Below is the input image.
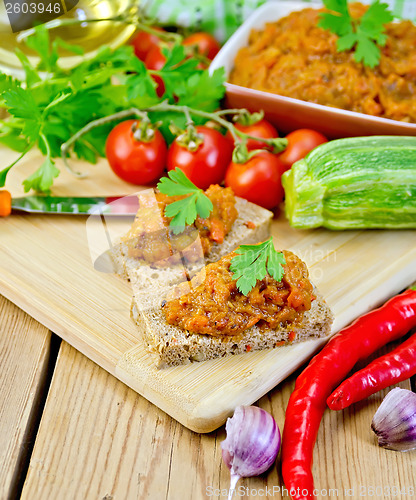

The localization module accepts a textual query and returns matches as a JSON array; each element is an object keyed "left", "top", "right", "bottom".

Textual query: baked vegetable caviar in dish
[
  {"left": 163, "top": 250, "right": 314, "bottom": 336},
  {"left": 282, "top": 136, "right": 416, "bottom": 229},
  {"left": 130, "top": 244, "right": 333, "bottom": 367},
  {"left": 229, "top": 3, "right": 416, "bottom": 123}
]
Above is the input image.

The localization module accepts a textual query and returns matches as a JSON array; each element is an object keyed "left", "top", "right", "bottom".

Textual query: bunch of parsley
[{"left": 0, "top": 27, "right": 225, "bottom": 193}]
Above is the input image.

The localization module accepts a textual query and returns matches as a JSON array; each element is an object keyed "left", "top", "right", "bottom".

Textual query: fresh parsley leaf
[
  {"left": 0, "top": 165, "right": 14, "bottom": 187},
  {"left": 319, "top": 13, "right": 352, "bottom": 37},
  {"left": 161, "top": 44, "right": 193, "bottom": 71},
  {"left": 25, "top": 26, "right": 59, "bottom": 73},
  {"left": 336, "top": 32, "right": 357, "bottom": 51},
  {"left": 323, "top": 0, "right": 350, "bottom": 13},
  {"left": 360, "top": 0, "right": 393, "bottom": 41},
  {"left": 3, "top": 86, "right": 42, "bottom": 142},
  {"left": 0, "top": 121, "right": 29, "bottom": 152},
  {"left": 230, "top": 238, "right": 286, "bottom": 295},
  {"left": 24, "top": 26, "right": 84, "bottom": 74},
  {"left": 126, "top": 57, "right": 159, "bottom": 103},
  {"left": 176, "top": 68, "right": 226, "bottom": 111},
  {"left": 319, "top": 0, "right": 393, "bottom": 67},
  {"left": 14, "top": 49, "right": 42, "bottom": 87},
  {"left": 22, "top": 156, "right": 59, "bottom": 193},
  {"left": 157, "top": 168, "right": 213, "bottom": 234},
  {"left": 0, "top": 73, "right": 19, "bottom": 92},
  {"left": 158, "top": 44, "right": 201, "bottom": 101},
  {"left": 354, "top": 33, "right": 382, "bottom": 67}
]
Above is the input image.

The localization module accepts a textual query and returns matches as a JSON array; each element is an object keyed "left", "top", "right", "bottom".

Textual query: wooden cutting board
[{"left": 1, "top": 148, "right": 416, "bottom": 432}]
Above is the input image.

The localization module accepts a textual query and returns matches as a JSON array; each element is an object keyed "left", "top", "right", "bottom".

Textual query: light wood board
[
  {"left": 21, "top": 340, "right": 415, "bottom": 500},
  {"left": 0, "top": 296, "right": 52, "bottom": 499},
  {"left": 1, "top": 148, "right": 416, "bottom": 432}
]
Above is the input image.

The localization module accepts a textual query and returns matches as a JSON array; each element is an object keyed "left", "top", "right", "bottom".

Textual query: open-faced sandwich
[
  {"left": 111, "top": 168, "right": 333, "bottom": 368},
  {"left": 131, "top": 237, "right": 334, "bottom": 367},
  {"left": 111, "top": 169, "right": 273, "bottom": 290}
]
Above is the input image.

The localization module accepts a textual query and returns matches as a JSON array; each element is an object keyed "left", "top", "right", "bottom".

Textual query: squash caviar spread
[
  {"left": 123, "top": 185, "right": 238, "bottom": 265},
  {"left": 162, "top": 250, "right": 313, "bottom": 336},
  {"left": 230, "top": 3, "right": 416, "bottom": 123}
]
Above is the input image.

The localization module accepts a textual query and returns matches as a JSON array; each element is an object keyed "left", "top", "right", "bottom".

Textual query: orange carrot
[{"left": 0, "top": 190, "right": 12, "bottom": 217}]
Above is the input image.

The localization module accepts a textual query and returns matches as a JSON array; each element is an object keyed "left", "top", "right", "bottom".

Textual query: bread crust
[{"left": 131, "top": 289, "right": 334, "bottom": 368}]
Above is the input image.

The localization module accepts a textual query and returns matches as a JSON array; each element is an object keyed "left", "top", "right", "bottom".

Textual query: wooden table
[{"left": 1, "top": 294, "right": 415, "bottom": 500}]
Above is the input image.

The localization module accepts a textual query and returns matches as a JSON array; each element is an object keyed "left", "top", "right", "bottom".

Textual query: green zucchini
[{"left": 282, "top": 136, "right": 416, "bottom": 230}]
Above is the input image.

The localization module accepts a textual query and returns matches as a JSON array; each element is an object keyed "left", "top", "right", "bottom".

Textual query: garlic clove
[
  {"left": 221, "top": 405, "right": 281, "bottom": 499},
  {"left": 371, "top": 388, "right": 416, "bottom": 452}
]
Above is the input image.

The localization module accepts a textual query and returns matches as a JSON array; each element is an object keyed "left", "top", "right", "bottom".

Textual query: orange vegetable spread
[
  {"left": 162, "top": 250, "right": 313, "bottom": 336},
  {"left": 123, "top": 184, "right": 238, "bottom": 265},
  {"left": 229, "top": 3, "right": 416, "bottom": 123}
]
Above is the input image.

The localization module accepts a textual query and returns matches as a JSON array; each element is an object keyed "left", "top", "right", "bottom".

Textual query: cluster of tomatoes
[
  {"left": 130, "top": 27, "right": 220, "bottom": 96},
  {"left": 105, "top": 27, "right": 328, "bottom": 210},
  {"left": 106, "top": 118, "right": 327, "bottom": 210}
]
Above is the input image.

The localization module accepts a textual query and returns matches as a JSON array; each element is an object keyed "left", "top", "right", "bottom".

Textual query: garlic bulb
[
  {"left": 371, "top": 388, "right": 416, "bottom": 451},
  {"left": 221, "top": 406, "right": 281, "bottom": 499}
]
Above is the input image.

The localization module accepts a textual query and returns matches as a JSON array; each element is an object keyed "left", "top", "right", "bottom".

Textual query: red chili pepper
[
  {"left": 281, "top": 288, "right": 416, "bottom": 500},
  {"left": 327, "top": 329, "right": 416, "bottom": 410}
]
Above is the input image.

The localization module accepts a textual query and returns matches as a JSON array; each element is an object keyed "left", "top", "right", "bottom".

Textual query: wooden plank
[
  {"left": 1, "top": 147, "right": 416, "bottom": 432},
  {"left": 22, "top": 341, "right": 415, "bottom": 499},
  {"left": 0, "top": 295, "right": 53, "bottom": 500}
]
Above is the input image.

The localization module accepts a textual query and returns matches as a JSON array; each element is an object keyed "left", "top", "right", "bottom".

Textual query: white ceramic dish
[{"left": 210, "top": 1, "right": 416, "bottom": 138}]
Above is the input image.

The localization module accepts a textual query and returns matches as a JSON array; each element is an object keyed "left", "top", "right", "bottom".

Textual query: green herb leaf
[
  {"left": 175, "top": 68, "right": 226, "bottom": 111},
  {"left": 360, "top": 0, "right": 394, "bottom": 41},
  {"left": 354, "top": 33, "right": 382, "bottom": 67},
  {"left": 0, "top": 122, "right": 29, "bottom": 152},
  {"left": 14, "top": 48, "right": 42, "bottom": 87},
  {"left": 125, "top": 58, "right": 159, "bottom": 104},
  {"left": 319, "top": 0, "right": 393, "bottom": 67},
  {"left": 0, "top": 165, "right": 14, "bottom": 187},
  {"left": 157, "top": 168, "right": 213, "bottom": 234},
  {"left": 0, "top": 73, "right": 21, "bottom": 96},
  {"left": 3, "top": 86, "right": 42, "bottom": 142},
  {"left": 22, "top": 156, "right": 59, "bottom": 193},
  {"left": 0, "top": 27, "right": 226, "bottom": 193},
  {"left": 336, "top": 32, "right": 357, "bottom": 51},
  {"left": 230, "top": 238, "right": 286, "bottom": 295}
]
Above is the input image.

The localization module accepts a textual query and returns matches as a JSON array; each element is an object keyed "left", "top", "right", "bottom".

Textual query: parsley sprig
[
  {"left": 319, "top": 0, "right": 393, "bottom": 68},
  {"left": 230, "top": 238, "right": 286, "bottom": 295},
  {"left": 0, "top": 26, "right": 225, "bottom": 193},
  {"left": 157, "top": 168, "right": 213, "bottom": 234}
]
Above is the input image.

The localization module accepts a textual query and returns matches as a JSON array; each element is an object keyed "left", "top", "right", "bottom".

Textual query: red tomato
[
  {"left": 279, "top": 129, "right": 328, "bottom": 172},
  {"left": 105, "top": 120, "right": 167, "bottom": 185},
  {"left": 226, "top": 119, "right": 279, "bottom": 151},
  {"left": 130, "top": 27, "right": 164, "bottom": 61},
  {"left": 225, "top": 152, "right": 285, "bottom": 209},
  {"left": 167, "top": 126, "right": 233, "bottom": 190},
  {"left": 182, "top": 32, "right": 221, "bottom": 60},
  {"left": 144, "top": 45, "right": 166, "bottom": 97}
]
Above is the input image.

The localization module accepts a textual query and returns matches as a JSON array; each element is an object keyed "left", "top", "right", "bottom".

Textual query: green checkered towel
[{"left": 139, "top": 0, "right": 416, "bottom": 41}]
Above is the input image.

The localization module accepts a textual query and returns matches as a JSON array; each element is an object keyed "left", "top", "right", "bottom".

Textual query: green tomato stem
[
  {"left": 214, "top": 108, "right": 248, "bottom": 117},
  {"left": 60, "top": 107, "right": 148, "bottom": 173},
  {"left": 61, "top": 103, "right": 287, "bottom": 175}
]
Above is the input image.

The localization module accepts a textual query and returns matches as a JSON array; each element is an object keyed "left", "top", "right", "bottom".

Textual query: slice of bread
[
  {"left": 130, "top": 287, "right": 334, "bottom": 368},
  {"left": 110, "top": 196, "right": 273, "bottom": 289}
]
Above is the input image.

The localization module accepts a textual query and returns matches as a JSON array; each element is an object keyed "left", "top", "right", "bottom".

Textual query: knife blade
[{"left": 11, "top": 195, "right": 139, "bottom": 216}]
